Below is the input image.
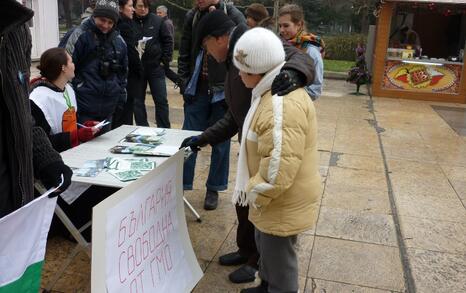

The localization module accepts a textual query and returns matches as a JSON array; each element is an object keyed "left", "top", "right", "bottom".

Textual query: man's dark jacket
[
  {"left": 134, "top": 12, "right": 173, "bottom": 73},
  {"left": 199, "top": 23, "right": 316, "bottom": 145},
  {"left": 0, "top": 0, "right": 63, "bottom": 216},
  {"left": 64, "top": 17, "right": 128, "bottom": 120},
  {"left": 177, "top": 0, "right": 245, "bottom": 93}
]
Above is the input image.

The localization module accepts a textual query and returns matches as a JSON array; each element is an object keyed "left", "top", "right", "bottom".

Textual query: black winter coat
[
  {"left": 64, "top": 18, "right": 128, "bottom": 119},
  {"left": 117, "top": 15, "right": 143, "bottom": 77},
  {"left": 0, "top": 0, "right": 63, "bottom": 216},
  {"left": 177, "top": 1, "right": 245, "bottom": 93},
  {"left": 133, "top": 13, "right": 173, "bottom": 72},
  {"left": 199, "top": 23, "right": 316, "bottom": 146}
]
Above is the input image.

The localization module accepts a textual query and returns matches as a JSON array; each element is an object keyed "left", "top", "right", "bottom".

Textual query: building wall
[{"left": 26, "top": 0, "right": 60, "bottom": 60}]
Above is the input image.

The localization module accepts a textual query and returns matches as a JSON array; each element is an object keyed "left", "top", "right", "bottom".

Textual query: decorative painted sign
[{"left": 382, "top": 60, "right": 462, "bottom": 94}]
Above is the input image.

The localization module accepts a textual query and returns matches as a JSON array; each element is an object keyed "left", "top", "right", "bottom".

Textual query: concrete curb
[{"left": 324, "top": 71, "right": 347, "bottom": 80}]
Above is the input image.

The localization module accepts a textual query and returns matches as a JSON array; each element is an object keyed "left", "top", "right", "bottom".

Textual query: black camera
[{"left": 99, "top": 59, "right": 122, "bottom": 78}]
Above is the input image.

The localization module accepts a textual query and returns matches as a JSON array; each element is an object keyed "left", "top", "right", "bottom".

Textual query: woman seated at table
[
  {"left": 30, "top": 47, "right": 100, "bottom": 152},
  {"left": 30, "top": 47, "right": 116, "bottom": 241}
]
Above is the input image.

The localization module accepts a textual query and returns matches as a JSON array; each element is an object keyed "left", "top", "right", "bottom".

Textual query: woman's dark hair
[
  {"left": 37, "top": 47, "right": 68, "bottom": 81},
  {"left": 119, "top": 0, "right": 130, "bottom": 7},
  {"left": 134, "top": 0, "right": 150, "bottom": 8}
]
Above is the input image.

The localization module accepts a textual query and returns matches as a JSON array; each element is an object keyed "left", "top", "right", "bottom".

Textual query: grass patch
[{"left": 324, "top": 59, "right": 354, "bottom": 72}]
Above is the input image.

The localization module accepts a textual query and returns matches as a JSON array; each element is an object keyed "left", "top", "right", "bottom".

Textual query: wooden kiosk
[{"left": 372, "top": 0, "right": 466, "bottom": 103}]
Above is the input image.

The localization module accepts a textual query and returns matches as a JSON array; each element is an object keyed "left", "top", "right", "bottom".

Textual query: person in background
[
  {"left": 113, "top": 0, "right": 140, "bottom": 128},
  {"left": 81, "top": 0, "right": 97, "bottom": 20},
  {"left": 64, "top": 0, "right": 128, "bottom": 134},
  {"left": 30, "top": 48, "right": 100, "bottom": 152},
  {"left": 133, "top": 0, "right": 173, "bottom": 128},
  {"left": 29, "top": 47, "right": 115, "bottom": 240},
  {"left": 231, "top": 27, "right": 322, "bottom": 293},
  {"left": 177, "top": 0, "right": 245, "bottom": 210},
  {"left": 244, "top": 3, "right": 273, "bottom": 29},
  {"left": 400, "top": 25, "right": 421, "bottom": 53},
  {"left": 279, "top": 4, "right": 324, "bottom": 101},
  {"left": 156, "top": 5, "right": 174, "bottom": 40},
  {"left": 181, "top": 10, "right": 315, "bottom": 285},
  {"left": 0, "top": 0, "right": 72, "bottom": 217}
]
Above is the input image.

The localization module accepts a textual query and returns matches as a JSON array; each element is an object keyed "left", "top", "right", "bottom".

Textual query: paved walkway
[{"left": 41, "top": 79, "right": 466, "bottom": 292}]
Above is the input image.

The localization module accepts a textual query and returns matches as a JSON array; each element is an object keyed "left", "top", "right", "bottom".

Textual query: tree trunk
[
  {"left": 360, "top": 8, "right": 370, "bottom": 34},
  {"left": 63, "top": 0, "right": 73, "bottom": 29}
]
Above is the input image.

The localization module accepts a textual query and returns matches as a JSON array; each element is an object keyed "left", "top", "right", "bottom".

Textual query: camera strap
[{"left": 75, "top": 29, "right": 119, "bottom": 74}]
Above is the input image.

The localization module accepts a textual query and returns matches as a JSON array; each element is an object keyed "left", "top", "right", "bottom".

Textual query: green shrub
[{"left": 324, "top": 34, "right": 367, "bottom": 61}]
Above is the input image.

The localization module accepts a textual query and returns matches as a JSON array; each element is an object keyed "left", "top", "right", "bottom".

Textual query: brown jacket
[{"left": 199, "top": 23, "right": 315, "bottom": 145}]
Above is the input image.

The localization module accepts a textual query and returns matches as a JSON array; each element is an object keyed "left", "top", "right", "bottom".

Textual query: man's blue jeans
[{"left": 182, "top": 96, "right": 230, "bottom": 191}]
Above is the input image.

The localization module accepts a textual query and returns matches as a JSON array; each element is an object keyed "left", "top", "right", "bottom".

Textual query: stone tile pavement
[{"left": 41, "top": 79, "right": 466, "bottom": 292}]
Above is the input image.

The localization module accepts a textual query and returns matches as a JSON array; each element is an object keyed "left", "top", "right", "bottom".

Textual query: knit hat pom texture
[{"left": 233, "top": 27, "right": 285, "bottom": 75}]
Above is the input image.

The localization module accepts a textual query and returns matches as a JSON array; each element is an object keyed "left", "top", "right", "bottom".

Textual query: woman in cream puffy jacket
[{"left": 232, "top": 28, "right": 322, "bottom": 293}]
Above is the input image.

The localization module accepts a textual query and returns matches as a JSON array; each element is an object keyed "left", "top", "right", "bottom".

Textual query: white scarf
[{"left": 232, "top": 62, "right": 286, "bottom": 206}]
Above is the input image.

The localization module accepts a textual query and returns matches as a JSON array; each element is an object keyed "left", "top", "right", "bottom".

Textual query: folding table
[{"left": 41, "top": 125, "right": 202, "bottom": 292}]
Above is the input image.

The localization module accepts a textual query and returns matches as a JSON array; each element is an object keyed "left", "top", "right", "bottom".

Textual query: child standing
[{"left": 232, "top": 28, "right": 322, "bottom": 293}]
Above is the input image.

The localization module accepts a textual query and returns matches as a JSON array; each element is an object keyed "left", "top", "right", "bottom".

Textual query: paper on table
[
  {"left": 130, "top": 127, "right": 166, "bottom": 136},
  {"left": 151, "top": 145, "right": 179, "bottom": 156}
]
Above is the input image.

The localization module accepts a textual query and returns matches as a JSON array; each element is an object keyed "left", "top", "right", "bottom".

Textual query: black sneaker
[
  {"left": 204, "top": 190, "right": 218, "bottom": 210},
  {"left": 219, "top": 251, "right": 248, "bottom": 266}
]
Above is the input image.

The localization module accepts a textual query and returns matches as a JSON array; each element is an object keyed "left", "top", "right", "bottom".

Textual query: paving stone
[
  {"left": 296, "top": 234, "right": 315, "bottom": 277},
  {"left": 326, "top": 167, "right": 387, "bottom": 192},
  {"left": 321, "top": 185, "right": 391, "bottom": 215},
  {"left": 441, "top": 165, "right": 466, "bottom": 200},
  {"left": 333, "top": 130, "right": 381, "bottom": 157},
  {"left": 187, "top": 219, "right": 235, "bottom": 262},
  {"left": 394, "top": 194, "right": 466, "bottom": 223},
  {"left": 400, "top": 216, "right": 466, "bottom": 254},
  {"left": 317, "top": 121, "right": 337, "bottom": 152},
  {"left": 316, "top": 207, "right": 397, "bottom": 246},
  {"left": 408, "top": 248, "right": 466, "bottom": 293},
  {"left": 308, "top": 237, "right": 404, "bottom": 292},
  {"left": 332, "top": 153, "right": 385, "bottom": 172},
  {"left": 388, "top": 160, "right": 459, "bottom": 200},
  {"left": 304, "top": 278, "right": 398, "bottom": 293}
]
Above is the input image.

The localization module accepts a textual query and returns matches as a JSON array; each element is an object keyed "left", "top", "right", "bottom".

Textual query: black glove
[
  {"left": 179, "top": 78, "right": 188, "bottom": 96},
  {"left": 271, "top": 69, "right": 306, "bottom": 96},
  {"left": 161, "top": 57, "right": 170, "bottom": 69},
  {"left": 179, "top": 135, "right": 207, "bottom": 152},
  {"left": 39, "top": 161, "right": 73, "bottom": 197}
]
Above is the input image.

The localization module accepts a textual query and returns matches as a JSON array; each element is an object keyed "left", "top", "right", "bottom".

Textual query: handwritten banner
[{"left": 92, "top": 151, "right": 202, "bottom": 293}]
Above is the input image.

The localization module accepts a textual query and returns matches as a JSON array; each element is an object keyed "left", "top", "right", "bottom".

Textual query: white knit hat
[{"left": 233, "top": 27, "right": 285, "bottom": 75}]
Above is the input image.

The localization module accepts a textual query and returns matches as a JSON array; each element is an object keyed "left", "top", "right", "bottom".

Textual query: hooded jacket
[
  {"left": 64, "top": 17, "right": 128, "bottom": 119},
  {"left": 198, "top": 23, "right": 316, "bottom": 145},
  {"left": 0, "top": 0, "right": 63, "bottom": 216}
]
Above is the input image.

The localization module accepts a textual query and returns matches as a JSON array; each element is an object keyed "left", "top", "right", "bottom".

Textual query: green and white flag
[{"left": 0, "top": 193, "right": 57, "bottom": 293}]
